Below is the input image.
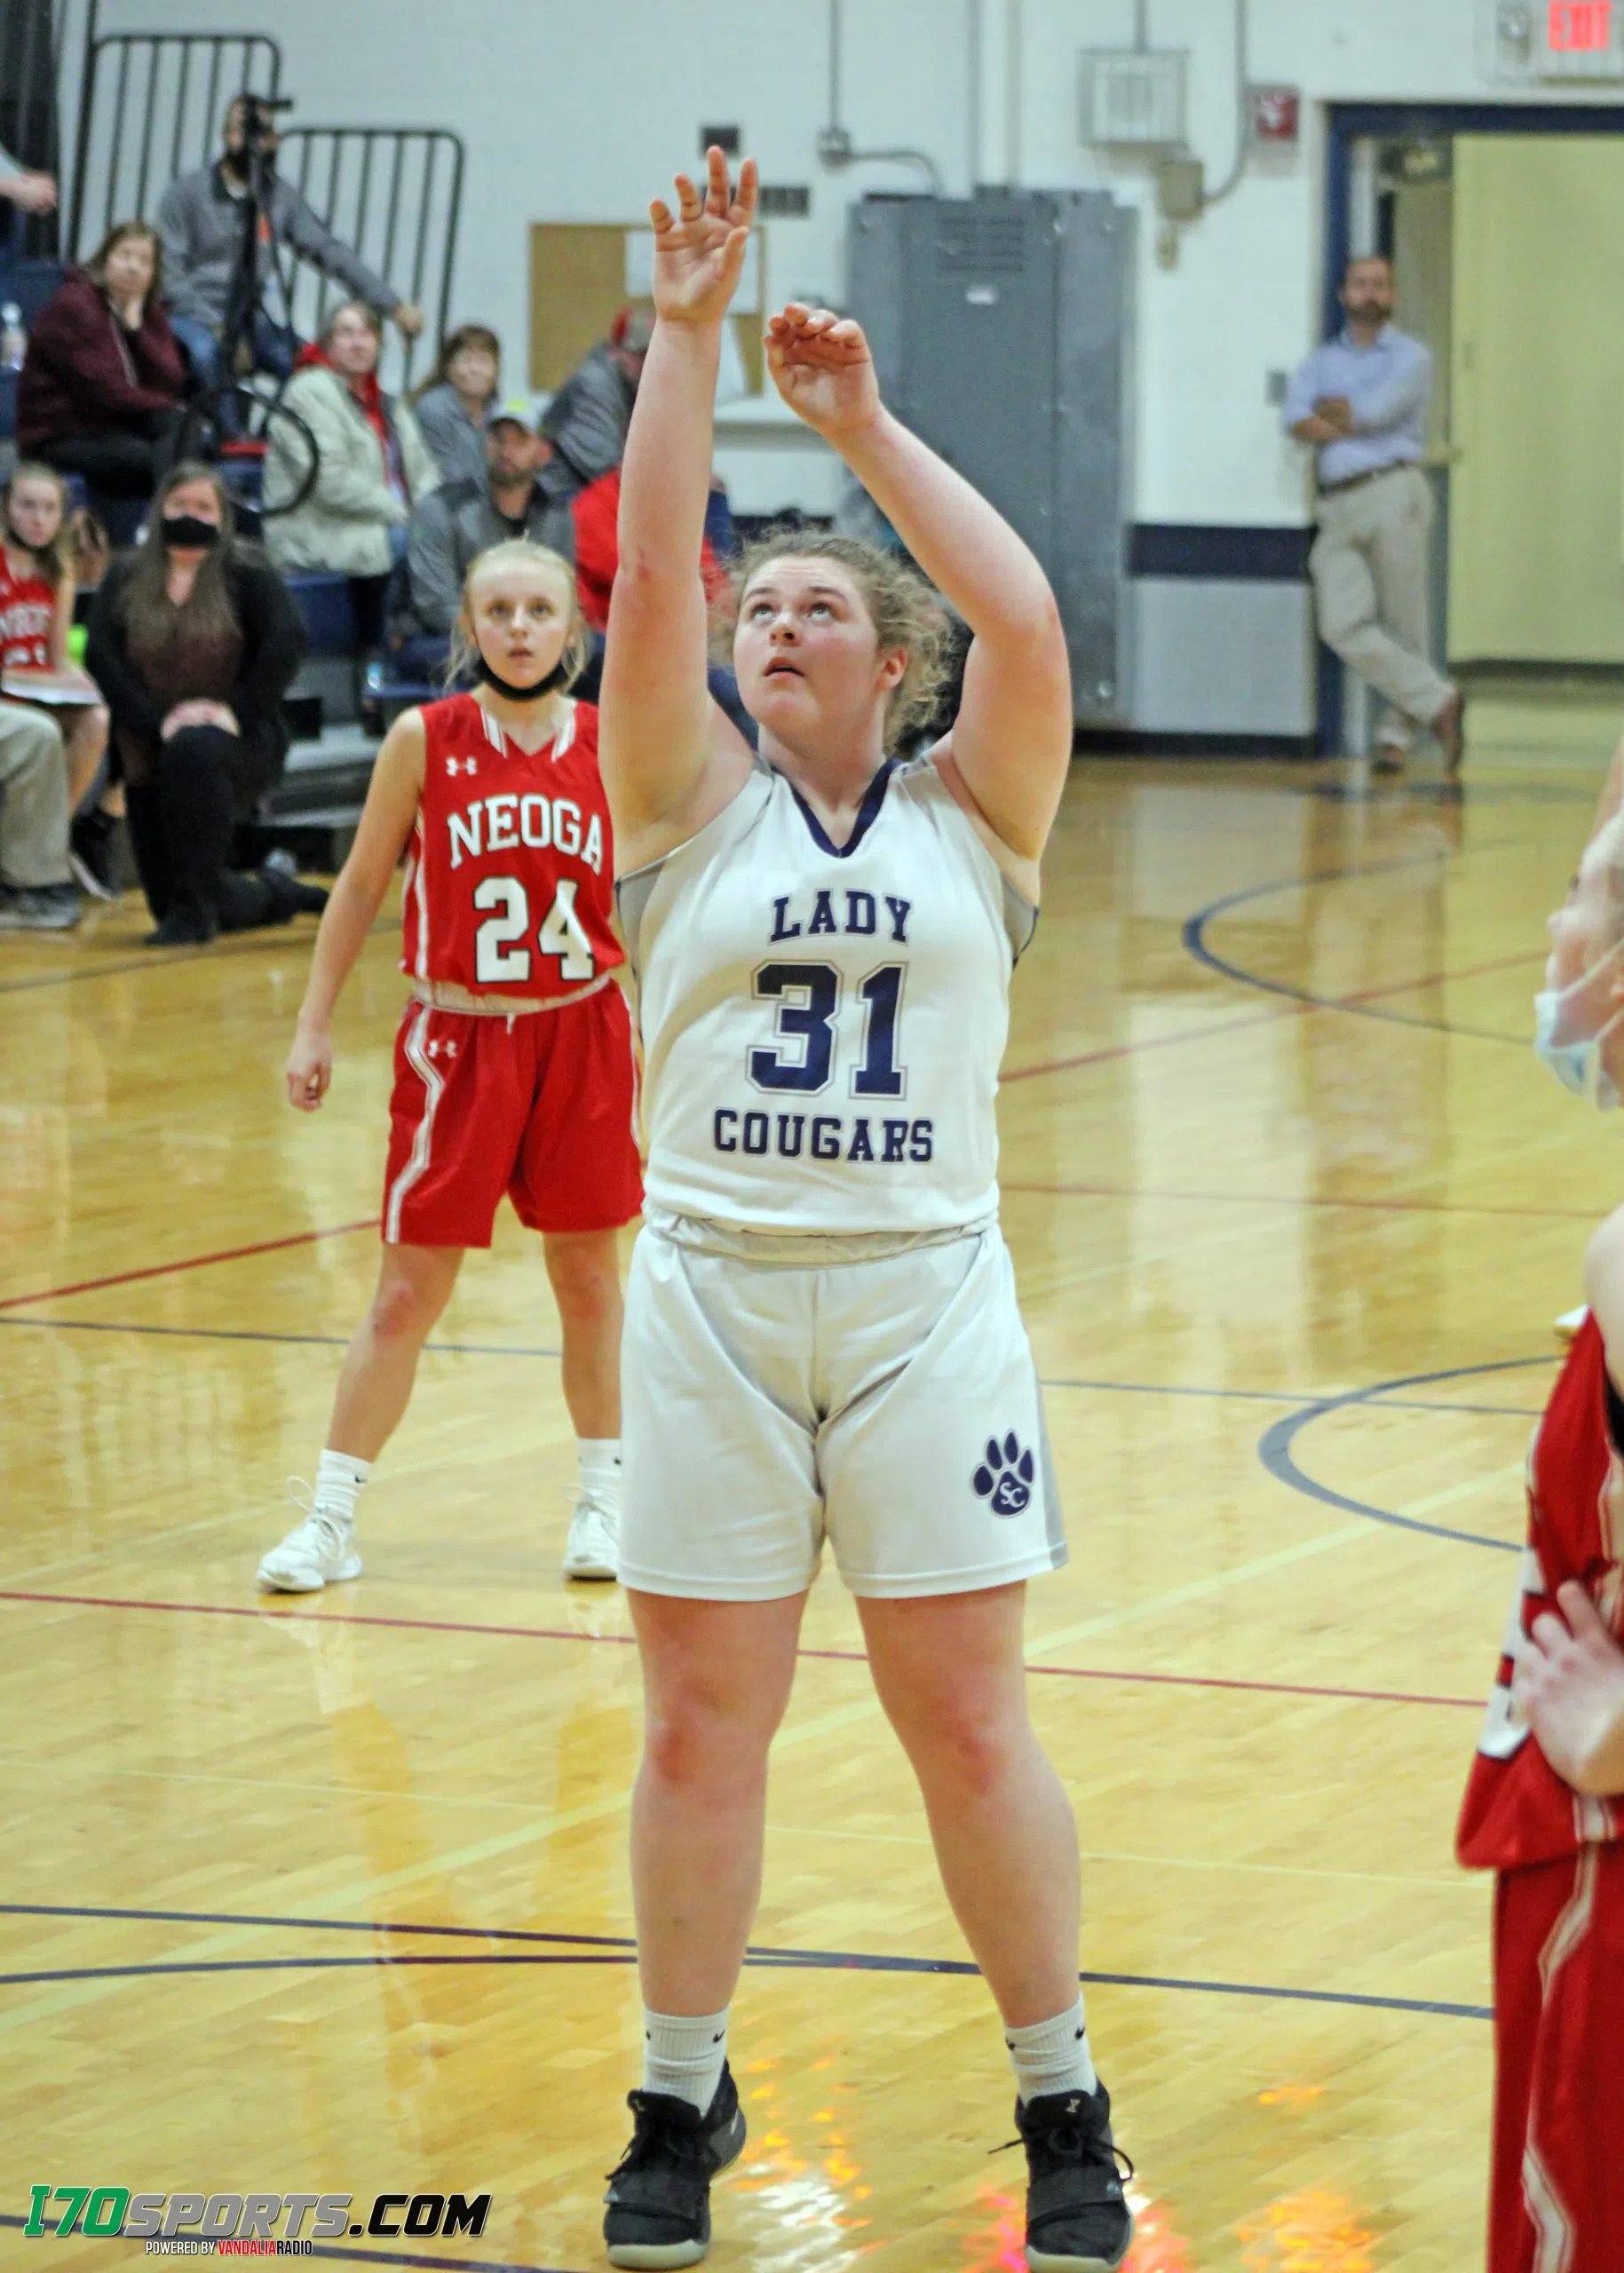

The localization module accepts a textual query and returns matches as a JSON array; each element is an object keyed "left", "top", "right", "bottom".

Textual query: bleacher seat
[{"left": 286, "top": 573, "right": 359, "bottom": 655}]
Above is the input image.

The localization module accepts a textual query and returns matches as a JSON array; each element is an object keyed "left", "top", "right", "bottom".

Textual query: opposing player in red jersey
[
  {"left": 1459, "top": 808, "right": 1624, "bottom": 2272},
  {"left": 260, "top": 539, "right": 642, "bottom": 1592},
  {"left": 1, "top": 462, "right": 112, "bottom": 865}
]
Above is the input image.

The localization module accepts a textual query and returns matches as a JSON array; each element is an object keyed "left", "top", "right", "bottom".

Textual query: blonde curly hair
[
  {"left": 448, "top": 539, "right": 590, "bottom": 692},
  {"left": 715, "top": 529, "right": 954, "bottom": 750}
]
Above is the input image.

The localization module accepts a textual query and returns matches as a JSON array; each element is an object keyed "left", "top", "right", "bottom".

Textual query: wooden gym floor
[{"left": 1, "top": 748, "right": 1609, "bottom": 2271}]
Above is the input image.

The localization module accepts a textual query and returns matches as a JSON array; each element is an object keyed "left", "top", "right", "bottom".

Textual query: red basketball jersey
[
  {"left": 1458, "top": 1312, "right": 1624, "bottom": 1872},
  {"left": 400, "top": 693, "right": 622, "bottom": 1001},
  {"left": 0, "top": 554, "right": 55, "bottom": 671}
]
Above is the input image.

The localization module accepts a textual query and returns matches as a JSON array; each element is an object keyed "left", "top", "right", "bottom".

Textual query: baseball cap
[{"left": 487, "top": 394, "right": 542, "bottom": 432}]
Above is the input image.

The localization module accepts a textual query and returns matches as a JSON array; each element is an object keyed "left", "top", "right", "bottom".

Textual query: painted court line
[
  {"left": 0, "top": 1588, "right": 1478, "bottom": 1708},
  {"left": 0, "top": 1903, "right": 1488, "bottom": 2023},
  {"left": 0, "top": 1218, "right": 379, "bottom": 1313}
]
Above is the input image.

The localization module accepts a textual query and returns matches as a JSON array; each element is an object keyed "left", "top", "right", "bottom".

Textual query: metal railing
[
  {"left": 277, "top": 126, "right": 464, "bottom": 393},
  {"left": 68, "top": 29, "right": 282, "bottom": 257},
  {"left": 62, "top": 19, "right": 463, "bottom": 397}
]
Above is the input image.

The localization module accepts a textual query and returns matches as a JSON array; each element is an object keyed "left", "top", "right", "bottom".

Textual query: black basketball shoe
[
  {"left": 1012, "top": 2082, "right": 1134, "bottom": 2271},
  {"left": 603, "top": 2062, "right": 746, "bottom": 2269}
]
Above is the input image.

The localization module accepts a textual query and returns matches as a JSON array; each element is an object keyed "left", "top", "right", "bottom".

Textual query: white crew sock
[
  {"left": 313, "top": 1449, "right": 370, "bottom": 1528},
  {"left": 578, "top": 1437, "right": 622, "bottom": 1504},
  {"left": 643, "top": 2007, "right": 729, "bottom": 2113},
  {"left": 1005, "top": 1997, "right": 1098, "bottom": 2106}
]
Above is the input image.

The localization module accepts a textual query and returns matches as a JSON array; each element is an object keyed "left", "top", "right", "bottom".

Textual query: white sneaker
[
  {"left": 257, "top": 1486, "right": 362, "bottom": 1593},
  {"left": 1556, "top": 1305, "right": 1588, "bottom": 1347},
  {"left": 562, "top": 1491, "right": 620, "bottom": 1582}
]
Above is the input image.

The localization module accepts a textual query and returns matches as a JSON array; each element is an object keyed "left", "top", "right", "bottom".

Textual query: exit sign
[{"left": 1549, "top": 0, "right": 1611, "bottom": 49}]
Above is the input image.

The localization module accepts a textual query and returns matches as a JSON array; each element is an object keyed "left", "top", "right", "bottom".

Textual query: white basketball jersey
[{"left": 617, "top": 756, "right": 1035, "bottom": 1236}]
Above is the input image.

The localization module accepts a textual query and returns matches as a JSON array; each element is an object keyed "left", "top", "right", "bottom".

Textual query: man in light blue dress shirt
[{"left": 1285, "top": 254, "right": 1463, "bottom": 774}]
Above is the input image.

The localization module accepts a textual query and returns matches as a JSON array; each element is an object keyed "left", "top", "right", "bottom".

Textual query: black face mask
[
  {"left": 476, "top": 653, "right": 567, "bottom": 701},
  {"left": 162, "top": 514, "right": 222, "bottom": 550}
]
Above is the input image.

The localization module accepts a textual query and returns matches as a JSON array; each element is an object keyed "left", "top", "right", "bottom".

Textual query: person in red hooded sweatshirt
[{"left": 265, "top": 300, "right": 439, "bottom": 648}]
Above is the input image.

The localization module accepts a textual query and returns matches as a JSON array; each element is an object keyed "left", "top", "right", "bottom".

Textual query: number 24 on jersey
[{"left": 473, "top": 875, "right": 595, "bottom": 986}]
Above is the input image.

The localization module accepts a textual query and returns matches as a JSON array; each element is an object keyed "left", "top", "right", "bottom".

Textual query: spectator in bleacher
[
  {"left": 264, "top": 301, "right": 439, "bottom": 651},
  {"left": 86, "top": 460, "right": 323, "bottom": 946},
  {"left": 540, "top": 305, "right": 653, "bottom": 500},
  {"left": 0, "top": 701, "right": 76, "bottom": 931},
  {"left": 156, "top": 95, "right": 424, "bottom": 394},
  {"left": 391, "top": 396, "right": 573, "bottom": 679},
  {"left": 17, "top": 223, "right": 187, "bottom": 546},
  {"left": 408, "top": 323, "right": 502, "bottom": 492},
  {"left": 0, "top": 462, "right": 117, "bottom": 895},
  {"left": 0, "top": 143, "right": 56, "bottom": 216}
]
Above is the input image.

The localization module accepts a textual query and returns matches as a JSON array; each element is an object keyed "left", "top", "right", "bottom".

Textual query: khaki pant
[
  {"left": 0, "top": 700, "right": 69, "bottom": 890},
  {"left": 1310, "top": 464, "right": 1452, "bottom": 744}
]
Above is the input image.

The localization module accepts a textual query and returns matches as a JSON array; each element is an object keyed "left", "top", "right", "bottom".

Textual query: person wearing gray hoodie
[{"left": 155, "top": 97, "right": 423, "bottom": 391}]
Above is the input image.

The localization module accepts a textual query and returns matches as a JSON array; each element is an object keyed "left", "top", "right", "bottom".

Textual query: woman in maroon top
[{"left": 18, "top": 221, "right": 187, "bottom": 545}]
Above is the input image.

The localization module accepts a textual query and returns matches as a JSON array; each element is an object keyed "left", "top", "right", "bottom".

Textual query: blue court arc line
[
  {"left": 0, "top": 1902, "right": 1489, "bottom": 2022},
  {"left": 1257, "top": 1356, "right": 1553, "bottom": 1551},
  {"left": 0, "top": 2218, "right": 568, "bottom": 2273},
  {"left": 0, "top": 1314, "right": 1548, "bottom": 1422},
  {"left": 1181, "top": 845, "right": 1529, "bottom": 1044}
]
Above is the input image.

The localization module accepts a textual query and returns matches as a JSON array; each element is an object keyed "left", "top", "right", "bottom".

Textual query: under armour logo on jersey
[
  {"left": 973, "top": 1432, "right": 1035, "bottom": 1516},
  {"left": 425, "top": 1038, "right": 458, "bottom": 1059},
  {"left": 446, "top": 756, "right": 478, "bottom": 776}
]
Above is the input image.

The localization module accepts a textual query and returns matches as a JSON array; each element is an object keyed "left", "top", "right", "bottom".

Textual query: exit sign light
[{"left": 1549, "top": 1, "right": 1612, "bottom": 51}]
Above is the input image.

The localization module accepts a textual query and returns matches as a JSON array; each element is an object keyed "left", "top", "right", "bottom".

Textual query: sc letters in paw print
[{"left": 973, "top": 1431, "right": 1034, "bottom": 1517}]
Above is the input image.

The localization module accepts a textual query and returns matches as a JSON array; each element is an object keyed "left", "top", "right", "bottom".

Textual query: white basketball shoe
[
  {"left": 258, "top": 1485, "right": 363, "bottom": 1593},
  {"left": 562, "top": 1485, "right": 620, "bottom": 1583}
]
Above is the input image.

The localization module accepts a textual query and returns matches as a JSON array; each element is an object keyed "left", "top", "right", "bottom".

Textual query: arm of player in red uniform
[
  {"left": 600, "top": 147, "right": 757, "bottom": 870},
  {"left": 1510, "top": 1207, "right": 1624, "bottom": 1793},
  {"left": 286, "top": 710, "right": 426, "bottom": 1112}
]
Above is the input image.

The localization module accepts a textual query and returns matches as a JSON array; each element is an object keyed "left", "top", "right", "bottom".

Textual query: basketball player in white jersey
[{"left": 594, "top": 151, "right": 1132, "bottom": 2272}]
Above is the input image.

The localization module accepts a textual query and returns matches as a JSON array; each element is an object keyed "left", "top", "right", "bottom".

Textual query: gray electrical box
[{"left": 847, "top": 189, "right": 1136, "bottom": 725}]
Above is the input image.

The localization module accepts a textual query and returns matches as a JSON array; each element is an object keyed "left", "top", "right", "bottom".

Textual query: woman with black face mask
[{"left": 84, "top": 461, "right": 324, "bottom": 945}]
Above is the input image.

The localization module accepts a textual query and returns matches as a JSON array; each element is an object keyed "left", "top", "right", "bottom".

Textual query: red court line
[
  {"left": 0, "top": 1588, "right": 1480, "bottom": 1709},
  {"left": 0, "top": 1218, "right": 380, "bottom": 1314},
  {"left": 1002, "top": 1181, "right": 1596, "bottom": 1221},
  {"left": 1002, "top": 948, "right": 1541, "bottom": 1085}
]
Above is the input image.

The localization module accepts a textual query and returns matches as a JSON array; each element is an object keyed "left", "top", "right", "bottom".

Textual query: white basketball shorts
[{"left": 618, "top": 1221, "right": 1067, "bottom": 1601}]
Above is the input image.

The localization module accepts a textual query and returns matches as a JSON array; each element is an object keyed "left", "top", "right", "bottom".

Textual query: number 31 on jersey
[{"left": 473, "top": 875, "right": 595, "bottom": 985}]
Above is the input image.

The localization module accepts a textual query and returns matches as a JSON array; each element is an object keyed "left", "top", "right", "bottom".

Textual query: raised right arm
[{"left": 600, "top": 149, "right": 757, "bottom": 868}]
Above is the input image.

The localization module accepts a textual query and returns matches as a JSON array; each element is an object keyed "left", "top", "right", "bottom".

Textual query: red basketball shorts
[
  {"left": 381, "top": 981, "right": 642, "bottom": 1247},
  {"left": 1489, "top": 1845, "right": 1624, "bottom": 2273}
]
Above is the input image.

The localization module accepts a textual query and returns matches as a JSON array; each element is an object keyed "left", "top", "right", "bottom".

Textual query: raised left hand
[
  {"left": 764, "top": 305, "right": 882, "bottom": 441},
  {"left": 1513, "top": 1580, "right": 1624, "bottom": 1795},
  {"left": 393, "top": 302, "right": 425, "bottom": 338}
]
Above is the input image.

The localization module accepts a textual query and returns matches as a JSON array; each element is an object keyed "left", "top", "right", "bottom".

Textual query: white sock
[
  {"left": 578, "top": 1437, "right": 622, "bottom": 1503},
  {"left": 643, "top": 2006, "right": 729, "bottom": 2112},
  {"left": 313, "top": 1449, "right": 370, "bottom": 1528},
  {"left": 1005, "top": 1997, "right": 1097, "bottom": 2106}
]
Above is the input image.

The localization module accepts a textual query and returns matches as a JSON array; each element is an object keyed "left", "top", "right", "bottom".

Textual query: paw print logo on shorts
[{"left": 973, "top": 1432, "right": 1035, "bottom": 1517}]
